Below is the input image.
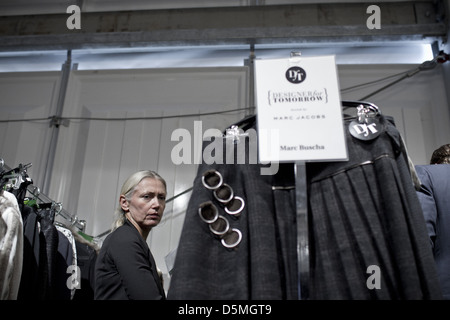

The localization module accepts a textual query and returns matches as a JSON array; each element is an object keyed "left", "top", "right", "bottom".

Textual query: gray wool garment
[{"left": 168, "top": 114, "right": 442, "bottom": 300}]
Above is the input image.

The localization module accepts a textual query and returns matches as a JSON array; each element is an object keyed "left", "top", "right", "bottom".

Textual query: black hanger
[{"left": 341, "top": 100, "right": 381, "bottom": 123}]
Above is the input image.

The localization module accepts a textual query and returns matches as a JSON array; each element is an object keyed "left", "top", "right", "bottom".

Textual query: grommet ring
[
  {"left": 198, "top": 201, "right": 219, "bottom": 224},
  {"left": 202, "top": 170, "right": 223, "bottom": 190},
  {"left": 213, "top": 183, "right": 234, "bottom": 204},
  {"left": 221, "top": 228, "right": 242, "bottom": 249},
  {"left": 225, "top": 196, "right": 245, "bottom": 217},
  {"left": 209, "top": 215, "right": 230, "bottom": 236}
]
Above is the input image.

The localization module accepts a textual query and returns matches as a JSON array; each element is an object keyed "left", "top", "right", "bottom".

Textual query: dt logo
[{"left": 286, "top": 66, "right": 306, "bottom": 84}]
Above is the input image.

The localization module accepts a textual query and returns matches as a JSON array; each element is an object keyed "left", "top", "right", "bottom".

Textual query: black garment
[
  {"left": 307, "top": 115, "right": 441, "bottom": 299},
  {"left": 17, "top": 205, "right": 42, "bottom": 300},
  {"left": 415, "top": 164, "right": 450, "bottom": 299},
  {"left": 168, "top": 114, "right": 442, "bottom": 300},
  {"left": 36, "top": 208, "right": 59, "bottom": 300},
  {"left": 168, "top": 117, "right": 302, "bottom": 300},
  {"left": 94, "top": 219, "right": 165, "bottom": 300},
  {"left": 73, "top": 239, "right": 97, "bottom": 300},
  {"left": 54, "top": 229, "right": 73, "bottom": 300}
]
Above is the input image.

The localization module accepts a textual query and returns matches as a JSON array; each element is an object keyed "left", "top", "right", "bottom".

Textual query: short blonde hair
[{"left": 111, "top": 170, "right": 167, "bottom": 231}]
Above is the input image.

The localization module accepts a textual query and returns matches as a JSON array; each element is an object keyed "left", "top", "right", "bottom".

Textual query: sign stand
[
  {"left": 295, "top": 160, "right": 309, "bottom": 300},
  {"left": 254, "top": 52, "right": 347, "bottom": 300}
]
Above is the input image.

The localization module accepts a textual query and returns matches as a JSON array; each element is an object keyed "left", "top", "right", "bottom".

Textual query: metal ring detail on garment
[
  {"left": 198, "top": 201, "right": 219, "bottom": 224},
  {"left": 199, "top": 169, "right": 244, "bottom": 249},
  {"left": 224, "top": 196, "right": 245, "bottom": 216},
  {"left": 209, "top": 215, "right": 230, "bottom": 236},
  {"left": 201, "top": 169, "right": 223, "bottom": 190},
  {"left": 221, "top": 228, "right": 242, "bottom": 249},
  {"left": 213, "top": 183, "right": 234, "bottom": 204}
]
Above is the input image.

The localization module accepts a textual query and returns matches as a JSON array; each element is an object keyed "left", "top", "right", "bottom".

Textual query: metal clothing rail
[
  {"left": 26, "top": 184, "right": 86, "bottom": 232},
  {"left": 0, "top": 158, "right": 86, "bottom": 232}
]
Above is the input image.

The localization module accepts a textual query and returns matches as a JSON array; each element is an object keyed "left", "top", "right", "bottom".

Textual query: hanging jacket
[
  {"left": 0, "top": 190, "right": 23, "bottom": 300},
  {"left": 415, "top": 164, "right": 450, "bottom": 299},
  {"left": 168, "top": 113, "right": 442, "bottom": 300}
]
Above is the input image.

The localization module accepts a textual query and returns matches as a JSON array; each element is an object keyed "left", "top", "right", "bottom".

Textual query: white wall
[
  {"left": 338, "top": 64, "right": 450, "bottom": 164},
  {"left": 0, "top": 71, "right": 60, "bottom": 185}
]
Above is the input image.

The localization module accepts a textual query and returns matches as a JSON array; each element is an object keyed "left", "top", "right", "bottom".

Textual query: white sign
[{"left": 255, "top": 55, "right": 348, "bottom": 162}]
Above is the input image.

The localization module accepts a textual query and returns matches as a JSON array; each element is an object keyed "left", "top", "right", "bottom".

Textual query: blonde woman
[{"left": 94, "top": 170, "right": 167, "bottom": 300}]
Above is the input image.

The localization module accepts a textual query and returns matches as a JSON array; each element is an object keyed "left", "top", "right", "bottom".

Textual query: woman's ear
[{"left": 119, "top": 195, "right": 129, "bottom": 212}]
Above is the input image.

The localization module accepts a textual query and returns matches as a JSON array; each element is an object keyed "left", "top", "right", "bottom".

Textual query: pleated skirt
[{"left": 306, "top": 115, "right": 442, "bottom": 299}]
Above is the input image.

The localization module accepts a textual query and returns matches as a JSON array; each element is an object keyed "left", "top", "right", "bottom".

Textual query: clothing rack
[
  {"left": 26, "top": 184, "right": 86, "bottom": 232},
  {"left": 0, "top": 158, "right": 86, "bottom": 232}
]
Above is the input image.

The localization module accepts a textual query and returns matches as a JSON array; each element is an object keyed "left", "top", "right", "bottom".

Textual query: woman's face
[{"left": 121, "top": 177, "right": 166, "bottom": 231}]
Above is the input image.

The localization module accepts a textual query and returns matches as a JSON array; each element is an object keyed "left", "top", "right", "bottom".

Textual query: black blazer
[
  {"left": 94, "top": 219, "right": 165, "bottom": 300},
  {"left": 416, "top": 164, "right": 450, "bottom": 299}
]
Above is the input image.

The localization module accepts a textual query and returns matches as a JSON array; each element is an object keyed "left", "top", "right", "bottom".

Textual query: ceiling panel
[
  {"left": 0, "top": 0, "right": 431, "bottom": 15},
  {"left": 0, "top": 1, "right": 446, "bottom": 52}
]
